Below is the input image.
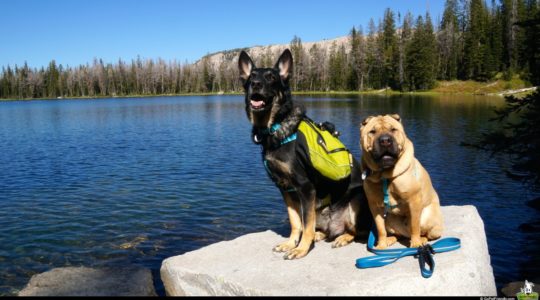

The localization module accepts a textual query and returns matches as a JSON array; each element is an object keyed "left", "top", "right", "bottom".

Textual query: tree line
[{"left": 1, "top": 0, "right": 539, "bottom": 99}]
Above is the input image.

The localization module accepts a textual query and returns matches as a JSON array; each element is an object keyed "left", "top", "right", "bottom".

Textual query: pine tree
[
  {"left": 462, "top": 0, "right": 488, "bottom": 80},
  {"left": 501, "top": 0, "right": 525, "bottom": 76},
  {"left": 382, "top": 8, "right": 399, "bottom": 89},
  {"left": 406, "top": 14, "right": 437, "bottom": 90},
  {"left": 439, "top": 0, "right": 460, "bottom": 80},
  {"left": 328, "top": 42, "right": 347, "bottom": 90},
  {"left": 399, "top": 12, "right": 414, "bottom": 90},
  {"left": 366, "top": 18, "right": 383, "bottom": 89},
  {"left": 486, "top": 1, "right": 504, "bottom": 78},
  {"left": 347, "top": 26, "right": 361, "bottom": 90},
  {"left": 423, "top": 13, "right": 438, "bottom": 89},
  {"left": 45, "top": 60, "right": 59, "bottom": 98},
  {"left": 201, "top": 57, "right": 214, "bottom": 92},
  {"left": 518, "top": 0, "right": 540, "bottom": 85}
]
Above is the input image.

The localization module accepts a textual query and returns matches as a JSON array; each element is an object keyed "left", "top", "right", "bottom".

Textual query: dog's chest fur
[{"left": 264, "top": 150, "right": 294, "bottom": 189}]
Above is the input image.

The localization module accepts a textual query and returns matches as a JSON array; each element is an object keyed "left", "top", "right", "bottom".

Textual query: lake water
[{"left": 0, "top": 95, "right": 538, "bottom": 295}]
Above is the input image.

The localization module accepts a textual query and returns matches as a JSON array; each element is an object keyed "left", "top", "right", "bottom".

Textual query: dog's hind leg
[
  {"left": 274, "top": 192, "right": 302, "bottom": 253},
  {"left": 421, "top": 199, "right": 444, "bottom": 241},
  {"left": 408, "top": 195, "right": 427, "bottom": 248},
  {"left": 314, "top": 231, "right": 327, "bottom": 242}
]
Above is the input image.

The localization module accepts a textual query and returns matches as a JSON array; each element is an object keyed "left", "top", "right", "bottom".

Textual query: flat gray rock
[
  {"left": 18, "top": 266, "right": 156, "bottom": 296},
  {"left": 161, "top": 205, "right": 496, "bottom": 296}
]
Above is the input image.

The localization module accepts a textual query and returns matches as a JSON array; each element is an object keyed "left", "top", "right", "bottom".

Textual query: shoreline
[{"left": 0, "top": 86, "right": 536, "bottom": 102}]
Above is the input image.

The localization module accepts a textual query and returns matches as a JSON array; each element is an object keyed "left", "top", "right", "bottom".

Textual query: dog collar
[
  {"left": 253, "top": 123, "right": 297, "bottom": 146},
  {"left": 271, "top": 123, "right": 298, "bottom": 145}
]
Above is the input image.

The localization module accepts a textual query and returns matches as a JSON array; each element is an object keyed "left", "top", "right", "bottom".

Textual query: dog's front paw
[
  {"left": 375, "top": 236, "right": 397, "bottom": 249},
  {"left": 273, "top": 240, "right": 297, "bottom": 253},
  {"left": 283, "top": 246, "right": 309, "bottom": 260},
  {"left": 375, "top": 241, "right": 389, "bottom": 249},
  {"left": 332, "top": 233, "right": 355, "bottom": 248},
  {"left": 409, "top": 236, "right": 427, "bottom": 248}
]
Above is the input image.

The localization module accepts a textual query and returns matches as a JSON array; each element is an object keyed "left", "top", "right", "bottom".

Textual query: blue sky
[{"left": 0, "top": 0, "right": 445, "bottom": 69}]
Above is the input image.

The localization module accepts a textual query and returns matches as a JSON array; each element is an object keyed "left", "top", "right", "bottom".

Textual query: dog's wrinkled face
[
  {"left": 238, "top": 49, "right": 292, "bottom": 127},
  {"left": 360, "top": 114, "right": 407, "bottom": 169}
]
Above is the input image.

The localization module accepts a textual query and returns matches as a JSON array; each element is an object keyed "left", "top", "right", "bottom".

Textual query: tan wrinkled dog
[{"left": 360, "top": 114, "right": 443, "bottom": 249}]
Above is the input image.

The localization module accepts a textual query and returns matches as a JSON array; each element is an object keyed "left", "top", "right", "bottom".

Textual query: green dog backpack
[{"left": 297, "top": 120, "right": 353, "bottom": 181}]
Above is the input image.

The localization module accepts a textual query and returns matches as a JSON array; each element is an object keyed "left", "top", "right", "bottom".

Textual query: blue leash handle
[{"left": 356, "top": 228, "right": 461, "bottom": 278}]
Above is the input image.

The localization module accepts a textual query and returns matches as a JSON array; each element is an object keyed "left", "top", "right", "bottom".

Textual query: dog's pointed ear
[
  {"left": 274, "top": 49, "right": 293, "bottom": 82},
  {"left": 389, "top": 114, "right": 401, "bottom": 122},
  {"left": 238, "top": 51, "right": 255, "bottom": 81},
  {"left": 360, "top": 116, "right": 374, "bottom": 130}
]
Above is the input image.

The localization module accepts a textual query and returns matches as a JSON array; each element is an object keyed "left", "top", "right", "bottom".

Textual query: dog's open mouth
[
  {"left": 250, "top": 93, "right": 266, "bottom": 110},
  {"left": 376, "top": 152, "right": 397, "bottom": 169}
]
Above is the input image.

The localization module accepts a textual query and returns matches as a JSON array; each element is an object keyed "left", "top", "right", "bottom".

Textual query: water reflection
[{"left": 0, "top": 95, "right": 537, "bottom": 295}]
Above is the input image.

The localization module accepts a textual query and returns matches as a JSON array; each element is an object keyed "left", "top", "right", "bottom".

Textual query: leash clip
[
  {"left": 361, "top": 169, "right": 371, "bottom": 181},
  {"left": 415, "top": 244, "right": 435, "bottom": 258},
  {"left": 415, "top": 244, "right": 435, "bottom": 278},
  {"left": 253, "top": 133, "right": 263, "bottom": 144}
]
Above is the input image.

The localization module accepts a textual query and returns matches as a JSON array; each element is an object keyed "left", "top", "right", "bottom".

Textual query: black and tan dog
[
  {"left": 238, "top": 49, "right": 369, "bottom": 259},
  {"left": 360, "top": 114, "right": 443, "bottom": 249}
]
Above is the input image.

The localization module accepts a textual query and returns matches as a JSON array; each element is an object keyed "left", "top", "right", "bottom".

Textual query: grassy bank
[
  {"left": 431, "top": 75, "right": 529, "bottom": 95},
  {"left": 294, "top": 76, "right": 533, "bottom": 96}
]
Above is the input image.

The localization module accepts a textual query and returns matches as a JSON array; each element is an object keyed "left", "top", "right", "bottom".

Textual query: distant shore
[{"left": 0, "top": 80, "right": 536, "bottom": 102}]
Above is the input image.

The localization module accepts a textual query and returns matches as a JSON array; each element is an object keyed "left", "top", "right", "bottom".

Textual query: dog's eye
[
  {"left": 265, "top": 73, "right": 276, "bottom": 81},
  {"left": 250, "top": 72, "right": 257, "bottom": 78},
  {"left": 369, "top": 129, "right": 376, "bottom": 135},
  {"left": 391, "top": 128, "right": 398, "bottom": 133}
]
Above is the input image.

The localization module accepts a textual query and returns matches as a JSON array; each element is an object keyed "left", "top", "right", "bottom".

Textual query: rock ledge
[{"left": 161, "top": 205, "right": 496, "bottom": 296}]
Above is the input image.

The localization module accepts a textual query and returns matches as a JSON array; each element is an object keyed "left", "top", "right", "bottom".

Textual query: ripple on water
[{"left": 0, "top": 95, "right": 538, "bottom": 295}]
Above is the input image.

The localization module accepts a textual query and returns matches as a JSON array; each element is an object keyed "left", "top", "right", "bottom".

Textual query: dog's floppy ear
[
  {"left": 361, "top": 116, "right": 374, "bottom": 128},
  {"left": 274, "top": 49, "right": 293, "bottom": 82},
  {"left": 389, "top": 114, "right": 401, "bottom": 122},
  {"left": 238, "top": 51, "right": 255, "bottom": 82}
]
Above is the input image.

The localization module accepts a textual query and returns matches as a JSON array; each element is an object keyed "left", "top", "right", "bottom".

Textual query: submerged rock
[
  {"left": 18, "top": 266, "right": 156, "bottom": 296},
  {"left": 160, "top": 205, "right": 496, "bottom": 296}
]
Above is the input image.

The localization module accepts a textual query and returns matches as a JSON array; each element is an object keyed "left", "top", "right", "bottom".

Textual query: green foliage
[
  {"left": 470, "top": 6, "right": 540, "bottom": 187},
  {"left": 328, "top": 43, "right": 347, "bottom": 90},
  {"left": 381, "top": 8, "right": 399, "bottom": 89},
  {"left": 518, "top": 2, "right": 540, "bottom": 85},
  {"left": 405, "top": 14, "right": 437, "bottom": 91},
  {"left": 462, "top": 0, "right": 489, "bottom": 80},
  {"left": 347, "top": 26, "right": 362, "bottom": 91},
  {"left": 438, "top": 0, "right": 460, "bottom": 80}
]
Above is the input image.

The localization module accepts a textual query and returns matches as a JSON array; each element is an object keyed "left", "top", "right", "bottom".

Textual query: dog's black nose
[
  {"left": 379, "top": 135, "right": 392, "bottom": 147},
  {"left": 251, "top": 80, "right": 262, "bottom": 90}
]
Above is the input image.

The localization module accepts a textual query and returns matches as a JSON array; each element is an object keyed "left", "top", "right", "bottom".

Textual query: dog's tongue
[{"left": 250, "top": 100, "right": 264, "bottom": 109}]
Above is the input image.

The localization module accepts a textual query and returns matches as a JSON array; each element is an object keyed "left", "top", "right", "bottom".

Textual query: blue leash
[
  {"left": 356, "top": 226, "right": 461, "bottom": 278},
  {"left": 356, "top": 174, "right": 461, "bottom": 278}
]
